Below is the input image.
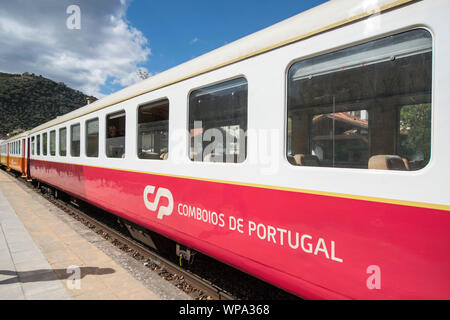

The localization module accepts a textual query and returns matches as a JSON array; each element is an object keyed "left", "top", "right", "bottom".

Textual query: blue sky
[
  {"left": 126, "top": 0, "right": 327, "bottom": 75},
  {"left": 0, "top": 0, "right": 328, "bottom": 97}
]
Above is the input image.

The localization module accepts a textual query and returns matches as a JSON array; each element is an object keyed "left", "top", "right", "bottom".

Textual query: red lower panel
[{"left": 30, "top": 160, "right": 450, "bottom": 299}]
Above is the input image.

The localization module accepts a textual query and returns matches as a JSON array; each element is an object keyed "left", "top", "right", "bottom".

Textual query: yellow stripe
[
  {"left": 30, "top": 0, "right": 418, "bottom": 134},
  {"left": 32, "top": 157, "right": 450, "bottom": 212}
]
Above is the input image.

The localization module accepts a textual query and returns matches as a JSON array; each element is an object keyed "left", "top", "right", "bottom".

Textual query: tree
[
  {"left": 137, "top": 68, "right": 150, "bottom": 80},
  {"left": 399, "top": 103, "right": 431, "bottom": 165}
]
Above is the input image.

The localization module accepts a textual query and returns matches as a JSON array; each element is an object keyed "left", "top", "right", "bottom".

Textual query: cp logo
[{"left": 143, "top": 186, "right": 174, "bottom": 220}]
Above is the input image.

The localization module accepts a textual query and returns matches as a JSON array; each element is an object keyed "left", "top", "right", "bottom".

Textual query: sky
[{"left": 0, "top": 0, "right": 327, "bottom": 98}]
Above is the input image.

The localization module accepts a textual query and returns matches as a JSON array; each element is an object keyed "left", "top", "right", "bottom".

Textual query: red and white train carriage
[
  {"left": 2, "top": 0, "right": 449, "bottom": 299},
  {"left": 0, "top": 131, "right": 29, "bottom": 176}
]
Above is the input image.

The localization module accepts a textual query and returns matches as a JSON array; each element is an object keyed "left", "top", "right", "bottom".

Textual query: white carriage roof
[
  {"left": 28, "top": 0, "right": 415, "bottom": 134},
  {"left": 2, "top": 131, "right": 30, "bottom": 144}
]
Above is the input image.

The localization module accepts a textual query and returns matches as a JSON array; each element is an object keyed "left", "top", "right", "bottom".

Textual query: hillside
[{"left": 0, "top": 72, "right": 96, "bottom": 138}]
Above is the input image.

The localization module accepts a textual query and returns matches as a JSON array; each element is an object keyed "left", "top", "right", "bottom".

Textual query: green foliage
[
  {"left": 399, "top": 103, "right": 431, "bottom": 164},
  {"left": 0, "top": 72, "right": 96, "bottom": 137}
]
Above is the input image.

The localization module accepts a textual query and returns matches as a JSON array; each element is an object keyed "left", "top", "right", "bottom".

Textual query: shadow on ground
[{"left": 0, "top": 266, "right": 115, "bottom": 285}]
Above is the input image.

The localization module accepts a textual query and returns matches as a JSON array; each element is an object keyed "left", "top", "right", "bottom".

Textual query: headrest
[
  {"left": 368, "top": 155, "right": 408, "bottom": 171},
  {"left": 293, "top": 154, "right": 320, "bottom": 166}
]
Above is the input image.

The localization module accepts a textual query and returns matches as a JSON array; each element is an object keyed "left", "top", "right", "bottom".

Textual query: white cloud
[
  {"left": 0, "top": 0, "right": 151, "bottom": 98},
  {"left": 189, "top": 37, "right": 199, "bottom": 45}
]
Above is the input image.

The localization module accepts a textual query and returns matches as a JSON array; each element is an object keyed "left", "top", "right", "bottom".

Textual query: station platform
[{"left": 0, "top": 170, "right": 190, "bottom": 300}]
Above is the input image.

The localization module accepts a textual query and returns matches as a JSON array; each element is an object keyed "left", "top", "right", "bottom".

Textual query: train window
[
  {"left": 287, "top": 29, "right": 432, "bottom": 171},
  {"left": 36, "top": 135, "right": 40, "bottom": 156},
  {"left": 42, "top": 133, "right": 48, "bottom": 156},
  {"left": 137, "top": 99, "right": 169, "bottom": 160},
  {"left": 86, "top": 118, "right": 99, "bottom": 157},
  {"left": 59, "top": 128, "right": 67, "bottom": 156},
  {"left": 50, "top": 130, "right": 56, "bottom": 156},
  {"left": 71, "top": 124, "right": 80, "bottom": 157},
  {"left": 31, "top": 136, "right": 35, "bottom": 155},
  {"left": 106, "top": 111, "right": 126, "bottom": 158},
  {"left": 189, "top": 77, "right": 248, "bottom": 163}
]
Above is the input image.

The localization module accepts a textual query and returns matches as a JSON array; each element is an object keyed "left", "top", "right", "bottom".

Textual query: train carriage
[
  {"left": 0, "top": 141, "right": 7, "bottom": 167},
  {"left": 1, "top": 132, "right": 29, "bottom": 176},
  {"left": 7, "top": 0, "right": 450, "bottom": 299}
]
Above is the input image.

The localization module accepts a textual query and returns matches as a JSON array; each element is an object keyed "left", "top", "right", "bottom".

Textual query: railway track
[
  {"left": 4, "top": 168, "right": 299, "bottom": 300},
  {"left": 5, "top": 170, "right": 234, "bottom": 300},
  {"left": 47, "top": 195, "right": 235, "bottom": 300}
]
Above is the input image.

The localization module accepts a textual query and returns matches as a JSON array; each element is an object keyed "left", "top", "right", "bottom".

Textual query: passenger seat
[
  {"left": 293, "top": 154, "right": 320, "bottom": 166},
  {"left": 368, "top": 155, "right": 408, "bottom": 171}
]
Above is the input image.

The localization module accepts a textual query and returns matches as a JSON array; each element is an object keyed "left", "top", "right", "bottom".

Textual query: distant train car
[
  {"left": 13, "top": 0, "right": 450, "bottom": 299},
  {"left": 0, "top": 141, "right": 7, "bottom": 167},
  {"left": 1, "top": 132, "right": 29, "bottom": 176}
]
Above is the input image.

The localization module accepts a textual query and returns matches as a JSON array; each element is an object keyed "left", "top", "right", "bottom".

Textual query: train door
[
  {"left": 21, "top": 139, "right": 26, "bottom": 177},
  {"left": 26, "top": 137, "right": 31, "bottom": 179},
  {"left": 6, "top": 143, "right": 10, "bottom": 170}
]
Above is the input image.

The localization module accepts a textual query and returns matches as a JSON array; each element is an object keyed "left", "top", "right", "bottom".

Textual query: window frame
[
  {"left": 42, "top": 132, "right": 48, "bottom": 156},
  {"left": 31, "top": 136, "right": 35, "bottom": 156},
  {"left": 70, "top": 123, "right": 81, "bottom": 157},
  {"left": 136, "top": 98, "right": 170, "bottom": 161},
  {"left": 187, "top": 75, "right": 249, "bottom": 164},
  {"left": 284, "top": 27, "right": 433, "bottom": 172},
  {"left": 85, "top": 117, "right": 99, "bottom": 158},
  {"left": 59, "top": 127, "right": 67, "bottom": 157},
  {"left": 105, "top": 110, "right": 126, "bottom": 159},
  {"left": 36, "top": 134, "right": 41, "bottom": 156},
  {"left": 49, "top": 130, "right": 56, "bottom": 156}
]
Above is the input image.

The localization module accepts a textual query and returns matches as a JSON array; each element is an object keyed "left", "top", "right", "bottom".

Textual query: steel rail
[
  {"left": 5, "top": 169, "right": 234, "bottom": 300},
  {"left": 50, "top": 196, "right": 235, "bottom": 300}
]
